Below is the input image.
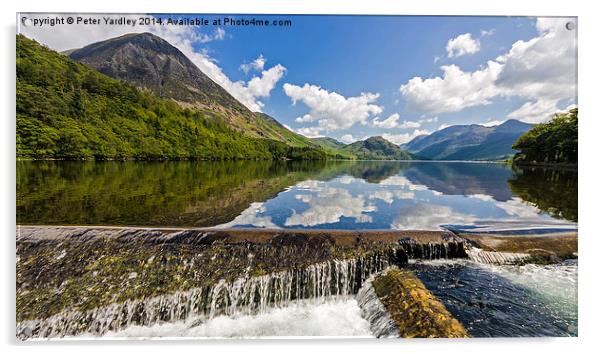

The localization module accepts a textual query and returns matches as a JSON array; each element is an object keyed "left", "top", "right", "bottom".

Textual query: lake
[{"left": 16, "top": 160, "right": 577, "bottom": 232}]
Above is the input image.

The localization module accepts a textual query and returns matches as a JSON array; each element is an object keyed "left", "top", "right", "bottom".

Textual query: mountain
[
  {"left": 402, "top": 120, "right": 533, "bottom": 160},
  {"left": 310, "top": 137, "right": 346, "bottom": 149},
  {"left": 16, "top": 35, "right": 325, "bottom": 160},
  {"left": 308, "top": 137, "right": 355, "bottom": 159},
  {"left": 68, "top": 32, "right": 316, "bottom": 148},
  {"left": 341, "top": 136, "right": 418, "bottom": 160}
]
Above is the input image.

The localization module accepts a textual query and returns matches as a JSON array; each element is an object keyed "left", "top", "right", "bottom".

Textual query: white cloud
[
  {"left": 400, "top": 18, "right": 577, "bottom": 123},
  {"left": 19, "top": 14, "right": 284, "bottom": 112},
  {"left": 367, "top": 190, "right": 415, "bottom": 204},
  {"left": 199, "top": 27, "right": 227, "bottom": 43},
  {"left": 340, "top": 134, "right": 358, "bottom": 144},
  {"left": 419, "top": 116, "right": 439, "bottom": 124},
  {"left": 378, "top": 175, "right": 428, "bottom": 191},
  {"left": 296, "top": 127, "right": 323, "bottom": 138},
  {"left": 367, "top": 190, "right": 395, "bottom": 204},
  {"left": 382, "top": 129, "right": 430, "bottom": 145},
  {"left": 372, "top": 113, "right": 401, "bottom": 129},
  {"left": 240, "top": 54, "right": 266, "bottom": 74},
  {"left": 391, "top": 203, "right": 476, "bottom": 230},
  {"left": 400, "top": 61, "right": 503, "bottom": 114},
  {"left": 480, "top": 29, "right": 495, "bottom": 37},
  {"left": 397, "top": 120, "right": 422, "bottom": 129},
  {"left": 482, "top": 119, "right": 505, "bottom": 127},
  {"left": 246, "top": 64, "right": 287, "bottom": 98},
  {"left": 283, "top": 83, "right": 383, "bottom": 133},
  {"left": 372, "top": 114, "right": 438, "bottom": 130},
  {"left": 446, "top": 33, "right": 481, "bottom": 58},
  {"left": 214, "top": 202, "right": 279, "bottom": 229},
  {"left": 494, "top": 197, "right": 542, "bottom": 219},
  {"left": 284, "top": 188, "right": 376, "bottom": 227}
]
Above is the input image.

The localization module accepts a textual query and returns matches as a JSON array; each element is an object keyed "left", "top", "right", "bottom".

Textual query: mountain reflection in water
[{"left": 17, "top": 160, "right": 577, "bottom": 230}]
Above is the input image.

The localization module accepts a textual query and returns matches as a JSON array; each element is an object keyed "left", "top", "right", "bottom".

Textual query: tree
[{"left": 513, "top": 108, "right": 577, "bottom": 164}]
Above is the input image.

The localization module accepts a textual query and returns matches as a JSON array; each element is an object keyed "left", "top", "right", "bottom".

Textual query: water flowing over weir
[
  {"left": 355, "top": 271, "right": 399, "bottom": 338},
  {"left": 18, "top": 256, "right": 390, "bottom": 339},
  {"left": 16, "top": 227, "right": 471, "bottom": 339}
]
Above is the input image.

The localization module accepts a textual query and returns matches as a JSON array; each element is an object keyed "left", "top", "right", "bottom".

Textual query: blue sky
[{"left": 20, "top": 14, "right": 577, "bottom": 144}]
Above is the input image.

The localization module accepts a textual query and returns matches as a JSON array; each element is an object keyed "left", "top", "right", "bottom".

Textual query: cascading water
[
  {"left": 355, "top": 270, "right": 399, "bottom": 338},
  {"left": 17, "top": 251, "right": 396, "bottom": 340},
  {"left": 465, "top": 248, "right": 530, "bottom": 265}
]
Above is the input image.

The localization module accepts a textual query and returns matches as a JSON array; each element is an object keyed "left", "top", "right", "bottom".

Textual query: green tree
[{"left": 513, "top": 108, "right": 578, "bottom": 165}]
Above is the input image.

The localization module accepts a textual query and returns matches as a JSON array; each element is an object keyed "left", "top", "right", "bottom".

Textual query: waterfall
[
  {"left": 17, "top": 251, "right": 396, "bottom": 340},
  {"left": 398, "top": 240, "right": 467, "bottom": 260},
  {"left": 355, "top": 270, "right": 399, "bottom": 338},
  {"left": 465, "top": 248, "right": 529, "bottom": 265}
]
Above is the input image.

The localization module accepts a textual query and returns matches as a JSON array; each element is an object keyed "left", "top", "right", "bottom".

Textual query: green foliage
[
  {"left": 342, "top": 136, "right": 417, "bottom": 160},
  {"left": 310, "top": 137, "right": 356, "bottom": 160},
  {"left": 508, "top": 166, "right": 577, "bottom": 222},
  {"left": 16, "top": 35, "right": 326, "bottom": 161},
  {"left": 513, "top": 108, "right": 578, "bottom": 165}
]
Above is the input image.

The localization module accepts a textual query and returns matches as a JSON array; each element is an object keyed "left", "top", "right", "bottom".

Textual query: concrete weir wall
[
  {"left": 370, "top": 268, "right": 469, "bottom": 338},
  {"left": 15, "top": 226, "right": 577, "bottom": 339}
]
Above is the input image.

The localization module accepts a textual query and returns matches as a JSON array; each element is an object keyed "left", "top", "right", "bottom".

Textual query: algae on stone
[{"left": 371, "top": 268, "right": 469, "bottom": 338}]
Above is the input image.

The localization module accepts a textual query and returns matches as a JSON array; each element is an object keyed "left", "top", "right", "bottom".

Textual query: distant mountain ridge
[
  {"left": 401, "top": 120, "right": 533, "bottom": 161},
  {"left": 342, "top": 136, "right": 418, "bottom": 160}
]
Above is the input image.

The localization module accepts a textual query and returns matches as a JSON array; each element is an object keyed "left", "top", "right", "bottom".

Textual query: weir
[
  {"left": 16, "top": 226, "right": 468, "bottom": 339},
  {"left": 16, "top": 226, "right": 575, "bottom": 339}
]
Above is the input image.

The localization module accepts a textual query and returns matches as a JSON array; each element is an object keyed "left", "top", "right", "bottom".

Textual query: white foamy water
[
  {"left": 478, "top": 260, "right": 578, "bottom": 318},
  {"left": 416, "top": 258, "right": 578, "bottom": 321},
  {"left": 93, "top": 296, "right": 373, "bottom": 339}
]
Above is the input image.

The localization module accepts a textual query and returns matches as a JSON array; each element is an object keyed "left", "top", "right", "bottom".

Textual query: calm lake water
[{"left": 16, "top": 160, "right": 577, "bottom": 231}]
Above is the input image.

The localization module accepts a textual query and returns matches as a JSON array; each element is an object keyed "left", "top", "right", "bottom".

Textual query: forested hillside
[{"left": 16, "top": 35, "right": 325, "bottom": 160}]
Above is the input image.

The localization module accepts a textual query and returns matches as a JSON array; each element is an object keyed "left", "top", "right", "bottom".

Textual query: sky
[{"left": 19, "top": 14, "right": 577, "bottom": 145}]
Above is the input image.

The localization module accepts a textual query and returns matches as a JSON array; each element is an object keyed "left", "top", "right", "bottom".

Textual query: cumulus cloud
[
  {"left": 400, "top": 61, "right": 503, "bottom": 114},
  {"left": 372, "top": 114, "right": 401, "bottom": 129},
  {"left": 400, "top": 18, "right": 577, "bottom": 123},
  {"left": 372, "top": 114, "right": 438, "bottom": 130},
  {"left": 391, "top": 203, "right": 476, "bottom": 230},
  {"left": 480, "top": 29, "right": 495, "bottom": 37},
  {"left": 284, "top": 187, "right": 376, "bottom": 227},
  {"left": 283, "top": 83, "right": 383, "bottom": 133},
  {"left": 367, "top": 190, "right": 415, "bottom": 204},
  {"left": 214, "top": 202, "right": 279, "bottom": 229},
  {"left": 382, "top": 129, "right": 430, "bottom": 145},
  {"left": 240, "top": 54, "right": 266, "bottom": 74},
  {"left": 19, "top": 14, "right": 285, "bottom": 112},
  {"left": 482, "top": 119, "right": 505, "bottom": 127},
  {"left": 296, "top": 126, "right": 323, "bottom": 138},
  {"left": 199, "top": 27, "right": 227, "bottom": 43},
  {"left": 378, "top": 175, "right": 428, "bottom": 191},
  {"left": 340, "top": 134, "right": 358, "bottom": 144},
  {"left": 446, "top": 33, "right": 481, "bottom": 58}
]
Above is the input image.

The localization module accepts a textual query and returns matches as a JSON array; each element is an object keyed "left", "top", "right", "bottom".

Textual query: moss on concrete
[{"left": 372, "top": 268, "right": 469, "bottom": 338}]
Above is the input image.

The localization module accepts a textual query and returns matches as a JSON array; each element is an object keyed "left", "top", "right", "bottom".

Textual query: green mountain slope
[
  {"left": 16, "top": 35, "right": 325, "bottom": 160},
  {"left": 341, "top": 136, "right": 418, "bottom": 160},
  {"left": 309, "top": 137, "right": 355, "bottom": 159},
  {"left": 68, "top": 32, "right": 316, "bottom": 148},
  {"left": 311, "top": 137, "right": 346, "bottom": 149}
]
